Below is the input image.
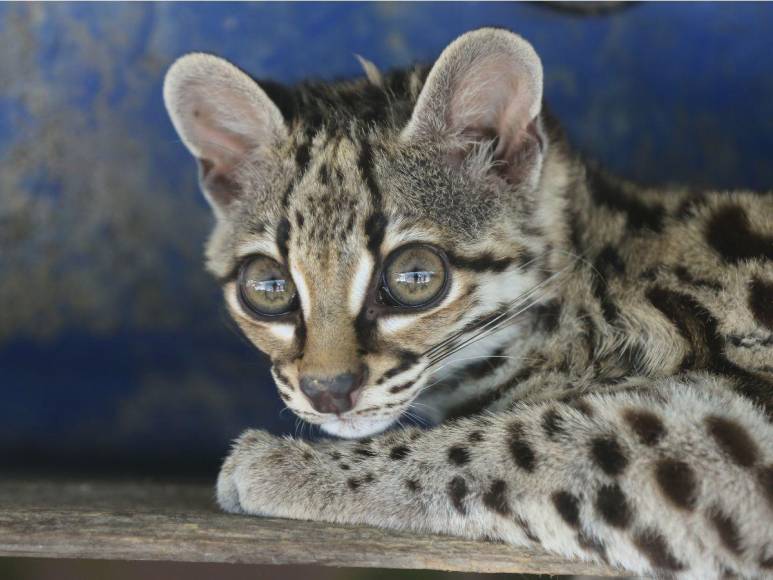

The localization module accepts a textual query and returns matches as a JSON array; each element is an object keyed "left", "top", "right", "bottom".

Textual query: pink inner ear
[
  {"left": 186, "top": 95, "right": 257, "bottom": 174},
  {"left": 189, "top": 116, "right": 246, "bottom": 174},
  {"left": 448, "top": 54, "right": 538, "bottom": 149}
]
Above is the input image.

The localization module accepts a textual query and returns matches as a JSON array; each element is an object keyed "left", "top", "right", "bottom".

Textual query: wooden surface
[{"left": 0, "top": 478, "right": 622, "bottom": 576}]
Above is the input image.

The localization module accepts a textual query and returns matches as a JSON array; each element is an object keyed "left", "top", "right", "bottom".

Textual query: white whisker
[{"left": 428, "top": 264, "right": 571, "bottom": 366}]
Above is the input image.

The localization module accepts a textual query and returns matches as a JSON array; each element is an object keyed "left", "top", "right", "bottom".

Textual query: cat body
[{"left": 164, "top": 29, "right": 773, "bottom": 578}]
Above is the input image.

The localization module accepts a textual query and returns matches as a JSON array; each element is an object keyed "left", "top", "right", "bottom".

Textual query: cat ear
[
  {"left": 402, "top": 28, "right": 545, "bottom": 184},
  {"left": 163, "top": 53, "right": 287, "bottom": 212}
]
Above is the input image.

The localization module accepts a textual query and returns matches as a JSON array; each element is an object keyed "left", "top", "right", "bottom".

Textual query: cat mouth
[{"left": 319, "top": 415, "right": 397, "bottom": 439}]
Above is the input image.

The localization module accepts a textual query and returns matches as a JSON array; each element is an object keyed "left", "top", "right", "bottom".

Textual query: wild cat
[{"left": 164, "top": 28, "right": 773, "bottom": 579}]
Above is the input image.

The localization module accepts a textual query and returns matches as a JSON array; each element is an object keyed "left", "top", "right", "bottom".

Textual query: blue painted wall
[{"left": 2, "top": 2, "right": 772, "bottom": 475}]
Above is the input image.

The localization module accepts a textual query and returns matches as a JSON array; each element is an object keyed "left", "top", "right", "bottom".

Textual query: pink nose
[{"left": 299, "top": 372, "right": 362, "bottom": 414}]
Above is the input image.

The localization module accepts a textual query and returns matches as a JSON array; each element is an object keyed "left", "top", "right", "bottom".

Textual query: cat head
[{"left": 164, "top": 28, "right": 568, "bottom": 438}]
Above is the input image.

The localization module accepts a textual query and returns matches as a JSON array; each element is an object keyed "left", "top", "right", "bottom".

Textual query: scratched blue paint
[{"left": 1, "top": 2, "right": 771, "bottom": 475}]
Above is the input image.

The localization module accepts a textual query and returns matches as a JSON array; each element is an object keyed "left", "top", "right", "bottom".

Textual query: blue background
[{"left": 2, "top": 2, "right": 772, "bottom": 476}]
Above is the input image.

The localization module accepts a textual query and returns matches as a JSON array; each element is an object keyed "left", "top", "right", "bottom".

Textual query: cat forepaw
[
  {"left": 215, "top": 464, "right": 243, "bottom": 514},
  {"left": 215, "top": 429, "right": 294, "bottom": 517}
]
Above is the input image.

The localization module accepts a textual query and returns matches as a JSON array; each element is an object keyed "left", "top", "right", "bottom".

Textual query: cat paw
[
  {"left": 215, "top": 429, "right": 292, "bottom": 517},
  {"left": 215, "top": 452, "right": 244, "bottom": 514}
]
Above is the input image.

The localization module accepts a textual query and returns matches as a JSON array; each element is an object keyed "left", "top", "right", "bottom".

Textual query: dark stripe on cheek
[
  {"left": 388, "top": 381, "right": 413, "bottom": 394},
  {"left": 460, "top": 307, "right": 511, "bottom": 335},
  {"left": 294, "top": 316, "right": 307, "bottom": 353},
  {"left": 447, "top": 251, "right": 514, "bottom": 273},
  {"left": 354, "top": 308, "right": 378, "bottom": 355},
  {"left": 379, "top": 350, "right": 420, "bottom": 383}
]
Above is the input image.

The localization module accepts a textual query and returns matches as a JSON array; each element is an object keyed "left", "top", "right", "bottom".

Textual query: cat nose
[{"left": 299, "top": 372, "right": 363, "bottom": 415}]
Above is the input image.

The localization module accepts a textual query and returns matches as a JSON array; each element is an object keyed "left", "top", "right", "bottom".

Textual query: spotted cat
[{"left": 164, "top": 29, "right": 773, "bottom": 579}]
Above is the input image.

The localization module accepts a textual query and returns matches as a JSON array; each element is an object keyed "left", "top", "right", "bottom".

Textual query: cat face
[{"left": 164, "top": 29, "right": 561, "bottom": 437}]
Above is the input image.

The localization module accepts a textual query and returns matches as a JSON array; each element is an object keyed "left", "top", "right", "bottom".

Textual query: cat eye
[
  {"left": 381, "top": 244, "right": 449, "bottom": 308},
  {"left": 238, "top": 256, "right": 298, "bottom": 317}
]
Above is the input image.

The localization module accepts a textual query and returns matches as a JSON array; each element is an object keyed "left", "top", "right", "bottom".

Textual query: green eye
[
  {"left": 382, "top": 245, "right": 448, "bottom": 308},
  {"left": 239, "top": 256, "right": 298, "bottom": 317}
]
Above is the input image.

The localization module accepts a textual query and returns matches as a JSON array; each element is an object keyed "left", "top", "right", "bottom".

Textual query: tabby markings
[
  {"left": 623, "top": 409, "right": 665, "bottom": 446},
  {"left": 633, "top": 529, "right": 686, "bottom": 571},
  {"left": 290, "top": 264, "right": 312, "bottom": 318},
  {"left": 706, "top": 205, "right": 773, "bottom": 264},
  {"left": 749, "top": 277, "right": 773, "bottom": 330},
  {"left": 595, "top": 483, "right": 632, "bottom": 529},
  {"left": 482, "top": 480, "right": 510, "bottom": 516},
  {"left": 348, "top": 251, "right": 374, "bottom": 316},
  {"left": 705, "top": 415, "right": 759, "bottom": 467},
  {"left": 709, "top": 508, "right": 743, "bottom": 555},
  {"left": 508, "top": 422, "right": 537, "bottom": 472},
  {"left": 448, "top": 476, "right": 468, "bottom": 515},
  {"left": 590, "top": 436, "right": 628, "bottom": 476},
  {"left": 552, "top": 490, "right": 580, "bottom": 528},
  {"left": 654, "top": 459, "right": 697, "bottom": 511}
]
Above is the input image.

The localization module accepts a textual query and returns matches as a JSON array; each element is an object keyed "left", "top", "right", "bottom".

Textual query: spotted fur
[{"left": 165, "top": 29, "right": 773, "bottom": 579}]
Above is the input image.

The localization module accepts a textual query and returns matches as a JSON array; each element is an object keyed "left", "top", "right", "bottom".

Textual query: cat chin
[{"left": 319, "top": 416, "right": 396, "bottom": 439}]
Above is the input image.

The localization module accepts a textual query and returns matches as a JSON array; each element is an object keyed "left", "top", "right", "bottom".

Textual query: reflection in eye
[
  {"left": 239, "top": 255, "right": 298, "bottom": 316},
  {"left": 394, "top": 271, "right": 436, "bottom": 286},
  {"left": 248, "top": 279, "right": 289, "bottom": 293},
  {"left": 382, "top": 245, "right": 448, "bottom": 307}
]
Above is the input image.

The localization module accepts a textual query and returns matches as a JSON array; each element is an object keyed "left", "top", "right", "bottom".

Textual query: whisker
[
  {"left": 421, "top": 253, "right": 549, "bottom": 358},
  {"left": 428, "top": 354, "right": 519, "bottom": 377},
  {"left": 428, "top": 269, "right": 563, "bottom": 364},
  {"left": 429, "top": 291, "right": 543, "bottom": 366},
  {"left": 426, "top": 263, "right": 564, "bottom": 360}
]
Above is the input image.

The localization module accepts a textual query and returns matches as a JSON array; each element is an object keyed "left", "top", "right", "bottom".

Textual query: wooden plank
[{"left": 0, "top": 479, "right": 621, "bottom": 576}]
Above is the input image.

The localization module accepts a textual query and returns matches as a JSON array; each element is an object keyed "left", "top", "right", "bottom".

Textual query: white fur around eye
[
  {"left": 234, "top": 239, "right": 280, "bottom": 261},
  {"left": 378, "top": 278, "right": 463, "bottom": 335},
  {"left": 290, "top": 265, "right": 312, "bottom": 318},
  {"left": 378, "top": 315, "right": 417, "bottom": 334},
  {"left": 224, "top": 284, "right": 296, "bottom": 341},
  {"left": 381, "top": 222, "right": 437, "bottom": 256},
  {"left": 348, "top": 251, "right": 374, "bottom": 317},
  {"left": 267, "top": 323, "right": 296, "bottom": 342}
]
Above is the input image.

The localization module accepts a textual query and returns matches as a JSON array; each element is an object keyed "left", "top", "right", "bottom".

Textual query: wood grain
[{"left": 0, "top": 478, "right": 621, "bottom": 575}]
